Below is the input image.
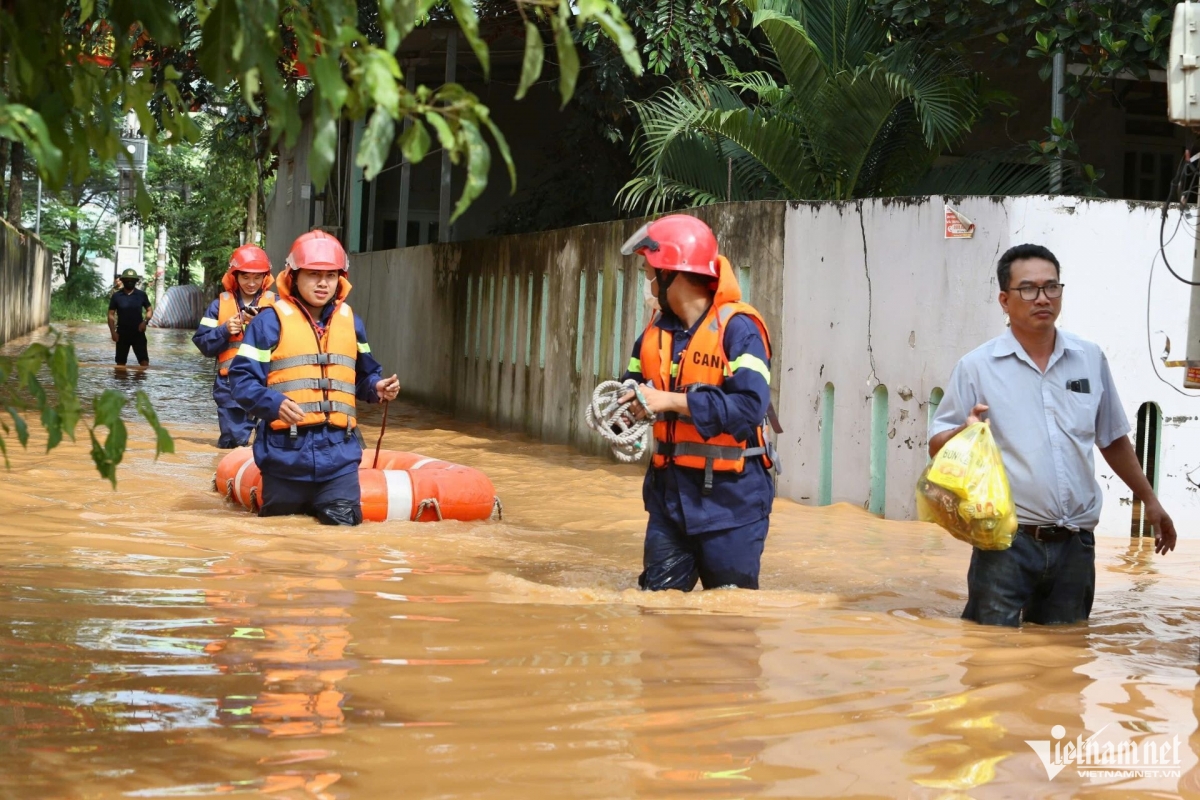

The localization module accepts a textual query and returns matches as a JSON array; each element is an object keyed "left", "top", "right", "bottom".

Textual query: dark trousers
[
  {"left": 115, "top": 331, "right": 149, "bottom": 365},
  {"left": 259, "top": 471, "right": 363, "bottom": 526},
  {"left": 639, "top": 513, "right": 769, "bottom": 591},
  {"left": 962, "top": 529, "right": 1096, "bottom": 627},
  {"left": 216, "top": 406, "right": 255, "bottom": 449}
]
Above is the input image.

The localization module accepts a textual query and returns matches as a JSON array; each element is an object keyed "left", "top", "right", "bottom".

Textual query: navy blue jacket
[
  {"left": 623, "top": 308, "right": 775, "bottom": 534},
  {"left": 227, "top": 301, "right": 385, "bottom": 482},
  {"left": 192, "top": 292, "right": 271, "bottom": 406}
]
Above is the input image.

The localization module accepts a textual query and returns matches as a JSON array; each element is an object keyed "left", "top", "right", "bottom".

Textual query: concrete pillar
[
  {"left": 438, "top": 31, "right": 457, "bottom": 244},
  {"left": 396, "top": 65, "right": 417, "bottom": 248},
  {"left": 348, "top": 119, "right": 365, "bottom": 253}
]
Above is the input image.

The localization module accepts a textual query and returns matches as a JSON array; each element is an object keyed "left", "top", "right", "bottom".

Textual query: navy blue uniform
[
  {"left": 109, "top": 288, "right": 151, "bottom": 365},
  {"left": 193, "top": 294, "right": 271, "bottom": 448},
  {"left": 227, "top": 301, "right": 384, "bottom": 525},
  {"left": 623, "top": 309, "right": 775, "bottom": 590}
]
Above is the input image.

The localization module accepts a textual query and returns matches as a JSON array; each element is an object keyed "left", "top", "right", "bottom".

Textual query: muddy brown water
[{"left": 0, "top": 324, "right": 1197, "bottom": 799}]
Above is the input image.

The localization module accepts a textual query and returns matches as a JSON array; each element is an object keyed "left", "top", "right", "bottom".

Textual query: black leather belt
[{"left": 1018, "top": 524, "right": 1077, "bottom": 543}]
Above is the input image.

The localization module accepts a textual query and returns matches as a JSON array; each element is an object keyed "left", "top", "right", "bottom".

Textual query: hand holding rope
[{"left": 584, "top": 379, "right": 655, "bottom": 463}]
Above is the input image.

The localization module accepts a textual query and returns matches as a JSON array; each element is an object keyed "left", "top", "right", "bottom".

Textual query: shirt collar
[
  {"left": 992, "top": 327, "right": 1081, "bottom": 370},
  {"left": 654, "top": 306, "right": 710, "bottom": 336}
]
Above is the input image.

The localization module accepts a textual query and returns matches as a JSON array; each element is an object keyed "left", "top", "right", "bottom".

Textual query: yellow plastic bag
[{"left": 916, "top": 422, "right": 1017, "bottom": 550}]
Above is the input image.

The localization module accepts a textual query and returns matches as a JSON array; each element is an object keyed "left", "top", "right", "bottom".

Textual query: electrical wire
[
  {"left": 1146, "top": 212, "right": 1200, "bottom": 398},
  {"left": 1158, "top": 152, "right": 1200, "bottom": 286}
]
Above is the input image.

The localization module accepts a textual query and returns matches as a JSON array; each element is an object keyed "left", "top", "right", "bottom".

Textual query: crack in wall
[{"left": 858, "top": 202, "right": 879, "bottom": 387}]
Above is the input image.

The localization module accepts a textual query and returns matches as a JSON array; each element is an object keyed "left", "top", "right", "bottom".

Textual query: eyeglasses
[{"left": 1010, "top": 282, "right": 1064, "bottom": 301}]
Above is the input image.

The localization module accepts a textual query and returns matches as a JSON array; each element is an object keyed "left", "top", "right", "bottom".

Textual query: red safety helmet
[
  {"left": 228, "top": 244, "right": 271, "bottom": 273},
  {"left": 620, "top": 215, "right": 719, "bottom": 278},
  {"left": 286, "top": 230, "right": 348, "bottom": 272}
]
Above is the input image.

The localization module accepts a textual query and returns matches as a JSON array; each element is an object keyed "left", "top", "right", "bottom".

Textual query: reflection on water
[{"left": 0, "top": 324, "right": 1198, "bottom": 798}]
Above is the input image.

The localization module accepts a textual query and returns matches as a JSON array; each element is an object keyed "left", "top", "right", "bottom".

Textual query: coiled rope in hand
[{"left": 585, "top": 379, "right": 654, "bottom": 463}]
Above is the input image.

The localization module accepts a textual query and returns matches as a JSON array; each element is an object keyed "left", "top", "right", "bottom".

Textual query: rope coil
[{"left": 585, "top": 379, "right": 654, "bottom": 463}]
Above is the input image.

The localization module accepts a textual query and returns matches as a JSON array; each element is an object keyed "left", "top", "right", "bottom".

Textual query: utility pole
[
  {"left": 154, "top": 224, "right": 167, "bottom": 302},
  {"left": 1049, "top": 51, "right": 1066, "bottom": 194}
]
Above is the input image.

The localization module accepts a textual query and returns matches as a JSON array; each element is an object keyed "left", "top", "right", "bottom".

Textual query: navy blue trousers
[
  {"left": 639, "top": 513, "right": 769, "bottom": 591},
  {"left": 216, "top": 406, "right": 255, "bottom": 449},
  {"left": 962, "top": 529, "right": 1096, "bottom": 627},
  {"left": 259, "top": 471, "right": 363, "bottom": 526}
]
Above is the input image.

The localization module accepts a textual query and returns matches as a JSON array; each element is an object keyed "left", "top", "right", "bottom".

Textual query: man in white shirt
[{"left": 929, "top": 244, "right": 1177, "bottom": 627}]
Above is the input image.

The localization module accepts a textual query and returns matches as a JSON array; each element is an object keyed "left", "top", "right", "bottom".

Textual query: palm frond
[
  {"left": 872, "top": 41, "right": 981, "bottom": 149},
  {"left": 691, "top": 107, "right": 821, "bottom": 199},
  {"left": 746, "top": 0, "right": 828, "bottom": 98},
  {"left": 914, "top": 152, "right": 1056, "bottom": 196}
]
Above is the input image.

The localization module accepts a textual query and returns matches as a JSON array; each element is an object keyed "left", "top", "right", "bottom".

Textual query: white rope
[{"left": 585, "top": 379, "right": 654, "bottom": 462}]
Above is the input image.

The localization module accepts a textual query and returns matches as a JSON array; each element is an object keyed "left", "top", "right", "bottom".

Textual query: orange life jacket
[
  {"left": 216, "top": 283, "right": 276, "bottom": 376},
  {"left": 268, "top": 274, "right": 359, "bottom": 432},
  {"left": 638, "top": 256, "right": 774, "bottom": 493}
]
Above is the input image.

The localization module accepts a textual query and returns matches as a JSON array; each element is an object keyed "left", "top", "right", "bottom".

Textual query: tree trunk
[
  {"left": 66, "top": 181, "right": 84, "bottom": 281},
  {"left": 179, "top": 246, "right": 192, "bottom": 286},
  {"left": 0, "top": 140, "right": 9, "bottom": 215},
  {"left": 6, "top": 141, "right": 23, "bottom": 225},
  {"left": 68, "top": 212, "right": 80, "bottom": 281},
  {"left": 245, "top": 177, "right": 258, "bottom": 243}
]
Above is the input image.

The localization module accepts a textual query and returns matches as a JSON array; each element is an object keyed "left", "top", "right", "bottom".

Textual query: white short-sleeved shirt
[{"left": 930, "top": 328, "right": 1130, "bottom": 531}]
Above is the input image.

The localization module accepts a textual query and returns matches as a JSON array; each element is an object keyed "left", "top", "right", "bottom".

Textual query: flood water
[{"left": 1, "top": 324, "right": 1198, "bottom": 799}]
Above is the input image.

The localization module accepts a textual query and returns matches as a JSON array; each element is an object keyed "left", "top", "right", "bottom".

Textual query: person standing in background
[{"left": 108, "top": 268, "right": 153, "bottom": 367}]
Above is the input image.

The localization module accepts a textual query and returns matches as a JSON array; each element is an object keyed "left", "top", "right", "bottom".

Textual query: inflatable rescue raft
[{"left": 214, "top": 447, "right": 500, "bottom": 522}]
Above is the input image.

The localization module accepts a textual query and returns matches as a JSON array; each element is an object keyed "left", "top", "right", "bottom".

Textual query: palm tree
[{"left": 618, "top": 0, "right": 1052, "bottom": 214}]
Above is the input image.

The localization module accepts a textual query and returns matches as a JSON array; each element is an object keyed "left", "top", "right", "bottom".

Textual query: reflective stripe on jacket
[{"left": 267, "top": 298, "right": 359, "bottom": 431}]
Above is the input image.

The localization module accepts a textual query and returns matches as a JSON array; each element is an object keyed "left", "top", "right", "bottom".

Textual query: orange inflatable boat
[{"left": 214, "top": 447, "right": 500, "bottom": 522}]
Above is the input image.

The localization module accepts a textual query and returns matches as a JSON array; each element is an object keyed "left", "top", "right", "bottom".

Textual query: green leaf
[
  {"left": 80, "top": 0, "right": 95, "bottom": 23},
  {"left": 451, "top": 119, "right": 491, "bottom": 221},
  {"left": 479, "top": 110, "right": 516, "bottom": 192},
  {"left": 135, "top": 391, "right": 174, "bottom": 458},
  {"left": 551, "top": 8, "right": 580, "bottom": 107},
  {"left": 122, "top": 0, "right": 181, "bottom": 45},
  {"left": 310, "top": 111, "right": 338, "bottom": 189},
  {"left": 88, "top": 427, "right": 121, "bottom": 489},
  {"left": 94, "top": 390, "right": 126, "bottom": 430},
  {"left": 312, "top": 55, "right": 350, "bottom": 114},
  {"left": 6, "top": 408, "right": 28, "bottom": 448},
  {"left": 425, "top": 112, "right": 456, "bottom": 153},
  {"left": 580, "top": 2, "right": 643, "bottom": 77},
  {"left": 198, "top": 0, "right": 238, "bottom": 81},
  {"left": 356, "top": 109, "right": 396, "bottom": 181},
  {"left": 133, "top": 171, "right": 153, "bottom": 218},
  {"left": 515, "top": 22, "right": 545, "bottom": 101},
  {"left": 449, "top": 0, "right": 490, "bottom": 78},
  {"left": 362, "top": 51, "right": 402, "bottom": 117},
  {"left": 90, "top": 390, "right": 128, "bottom": 488},
  {"left": 41, "top": 406, "right": 63, "bottom": 452},
  {"left": 398, "top": 119, "right": 431, "bottom": 163}
]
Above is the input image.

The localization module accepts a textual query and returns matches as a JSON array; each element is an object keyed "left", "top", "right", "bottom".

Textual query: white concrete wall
[{"left": 778, "top": 196, "right": 1200, "bottom": 538}]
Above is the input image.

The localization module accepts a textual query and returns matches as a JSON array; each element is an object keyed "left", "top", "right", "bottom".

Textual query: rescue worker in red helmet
[
  {"left": 192, "top": 244, "right": 278, "bottom": 448},
  {"left": 227, "top": 231, "right": 401, "bottom": 525},
  {"left": 619, "top": 214, "right": 778, "bottom": 591}
]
